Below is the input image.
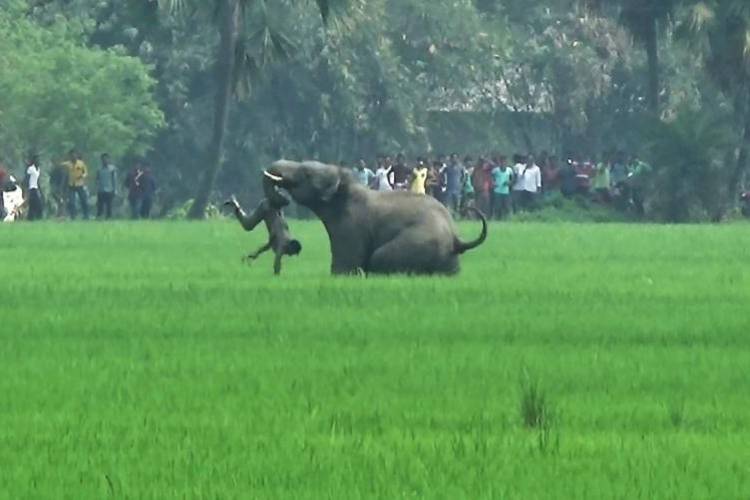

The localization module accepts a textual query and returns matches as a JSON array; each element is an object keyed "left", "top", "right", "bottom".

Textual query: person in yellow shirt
[
  {"left": 410, "top": 157, "right": 428, "bottom": 195},
  {"left": 64, "top": 149, "right": 90, "bottom": 219}
]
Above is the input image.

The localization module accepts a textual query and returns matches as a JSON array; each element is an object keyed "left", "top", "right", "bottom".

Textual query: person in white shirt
[
  {"left": 374, "top": 161, "right": 393, "bottom": 192},
  {"left": 511, "top": 154, "right": 527, "bottom": 213},
  {"left": 3, "top": 176, "right": 25, "bottom": 222},
  {"left": 25, "top": 154, "right": 43, "bottom": 221},
  {"left": 521, "top": 154, "right": 542, "bottom": 210}
]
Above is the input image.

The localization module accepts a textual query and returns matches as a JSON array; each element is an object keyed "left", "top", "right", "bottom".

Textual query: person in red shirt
[
  {"left": 471, "top": 157, "right": 492, "bottom": 216},
  {"left": 542, "top": 156, "right": 561, "bottom": 193}
]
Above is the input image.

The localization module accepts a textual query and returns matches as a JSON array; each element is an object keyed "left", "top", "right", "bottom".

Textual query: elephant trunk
[{"left": 262, "top": 172, "right": 290, "bottom": 208}]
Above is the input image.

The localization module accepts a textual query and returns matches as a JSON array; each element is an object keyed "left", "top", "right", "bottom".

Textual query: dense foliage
[{"left": 2, "top": 0, "right": 749, "bottom": 220}]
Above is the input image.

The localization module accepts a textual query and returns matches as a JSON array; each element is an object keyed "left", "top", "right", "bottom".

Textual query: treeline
[{"left": 0, "top": 0, "right": 748, "bottom": 221}]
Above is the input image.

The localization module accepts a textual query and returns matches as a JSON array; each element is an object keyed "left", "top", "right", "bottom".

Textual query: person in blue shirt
[
  {"left": 352, "top": 159, "right": 376, "bottom": 188},
  {"left": 443, "top": 153, "right": 464, "bottom": 213}
]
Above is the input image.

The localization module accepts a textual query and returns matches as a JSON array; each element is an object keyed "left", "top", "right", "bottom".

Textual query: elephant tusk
[{"left": 263, "top": 170, "right": 283, "bottom": 183}]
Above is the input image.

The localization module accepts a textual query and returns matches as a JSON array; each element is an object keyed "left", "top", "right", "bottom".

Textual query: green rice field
[{"left": 1, "top": 220, "right": 749, "bottom": 498}]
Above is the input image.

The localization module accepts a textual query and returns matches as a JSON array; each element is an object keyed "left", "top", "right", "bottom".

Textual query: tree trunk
[
  {"left": 730, "top": 85, "right": 750, "bottom": 206},
  {"left": 188, "top": 0, "right": 240, "bottom": 219},
  {"left": 644, "top": 16, "right": 660, "bottom": 115}
]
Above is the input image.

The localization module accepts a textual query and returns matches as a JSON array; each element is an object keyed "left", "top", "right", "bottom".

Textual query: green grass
[{"left": 1, "top": 220, "right": 749, "bottom": 499}]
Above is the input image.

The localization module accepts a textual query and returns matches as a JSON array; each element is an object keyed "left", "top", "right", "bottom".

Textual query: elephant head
[{"left": 263, "top": 160, "right": 343, "bottom": 210}]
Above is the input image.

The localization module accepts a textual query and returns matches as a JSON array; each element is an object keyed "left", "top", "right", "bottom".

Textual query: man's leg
[
  {"left": 502, "top": 194, "right": 511, "bottom": 219},
  {"left": 79, "top": 188, "right": 89, "bottom": 220},
  {"left": 96, "top": 194, "right": 104, "bottom": 218},
  {"left": 105, "top": 193, "right": 114, "bottom": 219},
  {"left": 67, "top": 189, "right": 77, "bottom": 219},
  {"left": 140, "top": 197, "right": 151, "bottom": 219},
  {"left": 129, "top": 197, "right": 139, "bottom": 219},
  {"left": 225, "top": 197, "right": 265, "bottom": 232}
]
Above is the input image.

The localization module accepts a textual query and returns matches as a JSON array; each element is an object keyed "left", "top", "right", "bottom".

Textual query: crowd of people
[
  {"left": 0, "top": 149, "right": 157, "bottom": 222},
  {"left": 1, "top": 148, "right": 657, "bottom": 223},
  {"left": 346, "top": 151, "right": 653, "bottom": 219}
]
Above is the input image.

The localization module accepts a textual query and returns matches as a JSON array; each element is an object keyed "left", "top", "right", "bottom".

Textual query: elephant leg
[
  {"left": 329, "top": 237, "right": 367, "bottom": 275},
  {"left": 366, "top": 235, "right": 458, "bottom": 275}
]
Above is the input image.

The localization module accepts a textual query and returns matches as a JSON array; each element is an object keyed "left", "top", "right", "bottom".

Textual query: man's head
[
  {"left": 26, "top": 154, "right": 39, "bottom": 166},
  {"left": 396, "top": 153, "right": 405, "bottom": 165},
  {"left": 101, "top": 153, "right": 110, "bottom": 166},
  {"left": 357, "top": 159, "right": 366, "bottom": 170},
  {"left": 284, "top": 239, "right": 302, "bottom": 256},
  {"left": 526, "top": 154, "right": 535, "bottom": 166}
]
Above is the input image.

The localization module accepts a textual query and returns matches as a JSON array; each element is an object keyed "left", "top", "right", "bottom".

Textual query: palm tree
[
  {"left": 679, "top": 0, "right": 750, "bottom": 208},
  {"left": 585, "top": 0, "right": 676, "bottom": 114},
  {"left": 159, "top": 0, "right": 338, "bottom": 219}
]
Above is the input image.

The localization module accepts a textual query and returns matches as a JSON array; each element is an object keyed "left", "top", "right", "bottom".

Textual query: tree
[
  {"left": 586, "top": 0, "right": 676, "bottom": 114},
  {"left": 679, "top": 0, "right": 750, "bottom": 211},
  {"left": 158, "top": 0, "right": 340, "bottom": 219},
  {"left": 0, "top": 2, "right": 164, "bottom": 165}
]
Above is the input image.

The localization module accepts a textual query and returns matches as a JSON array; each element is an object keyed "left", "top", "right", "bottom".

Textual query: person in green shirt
[
  {"left": 628, "top": 156, "right": 652, "bottom": 217},
  {"left": 490, "top": 157, "right": 514, "bottom": 219}
]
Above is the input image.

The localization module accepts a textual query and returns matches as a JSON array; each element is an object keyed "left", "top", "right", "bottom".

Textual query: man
[
  {"left": 560, "top": 158, "right": 578, "bottom": 198},
  {"left": 224, "top": 194, "right": 301, "bottom": 275},
  {"left": 521, "top": 154, "right": 542, "bottom": 210},
  {"left": 139, "top": 164, "right": 157, "bottom": 219},
  {"left": 352, "top": 159, "right": 375, "bottom": 188},
  {"left": 124, "top": 163, "right": 143, "bottom": 219},
  {"left": 374, "top": 159, "right": 393, "bottom": 192},
  {"left": 49, "top": 160, "right": 68, "bottom": 218},
  {"left": 511, "top": 154, "right": 527, "bottom": 211},
  {"left": 65, "top": 149, "right": 89, "bottom": 219},
  {"left": 490, "top": 156, "right": 513, "bottom": 219},
  {"left": 592, "top": 154, "right": 611, "bottom": 203},
  {"left": 0, "top": 166, "right": 7, "bottom": 220},
  {"left": 391, "top": 154, "right": 411, "bottom": 190},
  {"left": 2, "top": 175, "right": 24, "bottom": 222},
  {"left": 542, "top": 156, "right": 561, "bottom": 194},
  {"left": 410, "top": 157, "right": 428, "bottom": 195},
  {"left": 472, "top": 156, "right": 492, "bottom": 215},
  {"left": 628, "top": 155, "right": 651, "bottom": 217},
  {"left": 443, "top": 153, "right": 464, "bottom": 213},
  {"left": 96, "top": 154, "right": 118, "bottom": 219},
  {"left": 24, "top": 154, "right": 43, "bottom": 221}
]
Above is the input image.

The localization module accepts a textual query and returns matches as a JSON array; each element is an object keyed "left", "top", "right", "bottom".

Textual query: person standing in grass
[
  {"left": 443, "top": 153, "right": 465, "bottom": 213},
  {"left": 24, "top": 154, "right": 44, "bottom": 221},
  {"left": 65, "top": 149, "right": 89, "bottom": 220},
  {"left": 352, "top": 158, "right": 376, "bottom": 188},
  {"left": 374, "top": 159, "right": 393, "bottom": 192},
  {"left": 410, "top": 157, "right": 429, "bottom": 195},
  {"left": 521, "top": 154, "right": 542, "bottom": 210},
  {"left": 511, "top": 154, "right": 527, "bottom": 211},
  {"left": 124, "top": 163, "right": 143, "bottom": 219},
  {"left": 96, "top": 154, "right": 118, "bottom": 219},
  {"left": 592, "top": 154, "right": 611, "bottom": 203},
  {"left": 490, "top": 156, "right": 513, "bottom": 219},
  {"left": 139, "top": 164, "right": 157, "bottom": 219}
]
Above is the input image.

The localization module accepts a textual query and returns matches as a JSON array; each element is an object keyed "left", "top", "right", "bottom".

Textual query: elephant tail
[{"left": 454, "top": 207, "right": 488, "bottom": 255}]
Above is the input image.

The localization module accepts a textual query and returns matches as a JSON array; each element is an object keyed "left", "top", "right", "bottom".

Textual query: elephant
[{"left": 262, "top": 160, "right": 487, "bottom": 275}]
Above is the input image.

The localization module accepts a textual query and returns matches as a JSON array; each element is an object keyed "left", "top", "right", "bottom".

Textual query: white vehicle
[{"left": 3, "top": 177, "right": 25, "bottom": 222}]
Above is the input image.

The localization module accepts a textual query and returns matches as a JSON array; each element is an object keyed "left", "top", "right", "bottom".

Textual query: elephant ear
[{"left": 309, "top": 165, "right": 341, "bottom": 202}]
